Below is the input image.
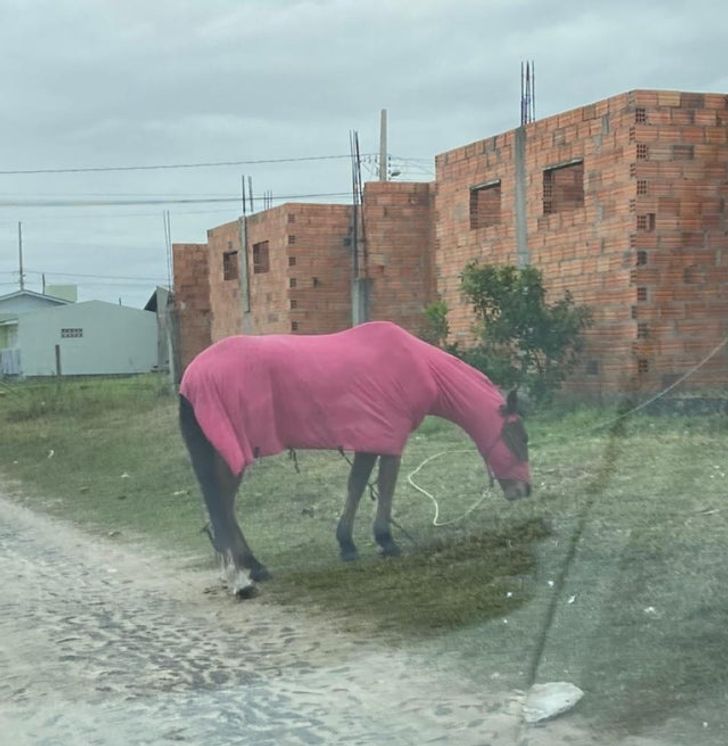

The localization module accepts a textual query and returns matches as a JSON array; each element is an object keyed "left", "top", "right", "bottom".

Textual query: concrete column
[{"left": 514, "top": 126, "right": 530, "bottom": 267}]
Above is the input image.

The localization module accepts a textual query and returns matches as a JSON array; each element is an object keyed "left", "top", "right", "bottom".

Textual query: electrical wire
[
  {"left": 0, "top": 191, "right": 353, "bottom": 208},
  {"left": 0, "top": 154, "right": 371, "bottom": 176}
]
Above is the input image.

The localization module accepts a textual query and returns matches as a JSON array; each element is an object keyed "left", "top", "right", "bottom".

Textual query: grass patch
[{"left": 1, "top": 375, "right": 727, "bottom": 740}]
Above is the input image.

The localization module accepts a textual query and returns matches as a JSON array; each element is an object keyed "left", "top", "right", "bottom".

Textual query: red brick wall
[
  {"left": 206, "top": 220, "right": 244, "bottom": 342},
  {"left": 363, "top": 181, "right": 436, "bottom": 336},
  {"left": 172, "top": 243, "right": 212, "bottom": 369},
  {"left": 628, "top": 90, "right": 728, "bottom": 389},
  {"left": 244, "top": 203, "right": 354, "bottom": 335},
  {"left": 434, "top": 89, "right": 728, "bottom": 394}
]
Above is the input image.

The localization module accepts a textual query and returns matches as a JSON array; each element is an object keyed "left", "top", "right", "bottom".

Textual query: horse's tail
[{"left": 179, "top": 395, "right": 224, "bottom": 552}]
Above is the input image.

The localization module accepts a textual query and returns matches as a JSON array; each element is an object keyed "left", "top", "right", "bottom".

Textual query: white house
[
  {"left": 0, "top": 289, "right": 72, "bottom": 375},
  {"left": 5, "top": 300, "right": 158, "bottom": 377}
]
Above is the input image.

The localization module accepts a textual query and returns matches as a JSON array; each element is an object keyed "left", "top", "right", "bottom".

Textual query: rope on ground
[
  {"left": 406, "top": 448, "right": 492, "bottom": 527},
  {"left": 407, "top": 333, "right": 728, "bottom": 529}
]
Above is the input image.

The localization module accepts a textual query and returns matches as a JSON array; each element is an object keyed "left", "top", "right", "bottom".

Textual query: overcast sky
[{"left": 0, "top": 0, "right": 725, "bottom": 308}]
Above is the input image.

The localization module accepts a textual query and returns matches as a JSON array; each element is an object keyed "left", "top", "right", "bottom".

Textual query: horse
[{"left": 179, "top": 320, "right": 531, "bottom": 597}]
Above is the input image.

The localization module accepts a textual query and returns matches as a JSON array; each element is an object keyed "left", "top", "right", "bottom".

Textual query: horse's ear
[{"left": 503, "top": 388, "right": 519, "bottom": 416}]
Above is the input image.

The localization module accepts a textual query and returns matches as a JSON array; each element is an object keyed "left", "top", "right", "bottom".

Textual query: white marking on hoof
[{"left": 222, "top": 562, "right": 254, "bottom": 597}]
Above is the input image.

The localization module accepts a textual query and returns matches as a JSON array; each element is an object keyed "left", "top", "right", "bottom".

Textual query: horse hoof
[
  {"left": 378, "top": 542, "right": 401, "bottom": 558},
  {"left": 235, "top": 584, "right": 259, "bottom": 600},
  {"left": 338, "top": 540, "right": 359, "bottom": 562},
  {"left": 250, "top": 564, "right": 272, "bottom": 583}
]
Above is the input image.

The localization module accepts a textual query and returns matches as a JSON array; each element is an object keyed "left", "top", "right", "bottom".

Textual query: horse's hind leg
[
  {"left": 336, "top": 452, "right": 377, "bottom": 561},
  {"left": 373, "top": 455, "right": 401, "bottom": 557},
  {"left": 216, "top": 460, "right": 271, "bottom": 584},
  {"left": 180, "top": 395, "right": 258, "bottom": 598}
]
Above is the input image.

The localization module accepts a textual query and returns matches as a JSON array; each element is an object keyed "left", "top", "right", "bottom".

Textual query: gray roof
[{"left": 0, "top": 288, "right": 72, "bottom": 305}]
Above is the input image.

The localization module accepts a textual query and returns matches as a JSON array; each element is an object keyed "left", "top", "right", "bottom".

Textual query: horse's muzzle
[{"left": 499, "top": 480, "right": 532, "bottom": 501}]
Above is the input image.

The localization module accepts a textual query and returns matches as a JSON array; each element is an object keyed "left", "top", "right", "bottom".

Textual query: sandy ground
[{"left": 0, "top": 493, "right": 677, "bottom": 746}]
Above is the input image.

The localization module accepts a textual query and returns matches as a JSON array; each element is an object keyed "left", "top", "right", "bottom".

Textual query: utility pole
[
  {"left": 18, "top": 222, "right": 25, "bottom": 290},
  {"left": 379, "top": 108, "right": 388, "bottom": 181}
]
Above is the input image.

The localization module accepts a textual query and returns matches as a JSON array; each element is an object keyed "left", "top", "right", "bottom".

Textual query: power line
[
  {"left": 0, "top": 154, "right": 368, "bottom": 176},
  {"left": 0, "top": 191, "right": 353, "bottom": 208},
  {"left": 22, "top": 268, "right": 167, "bottom": 282}
]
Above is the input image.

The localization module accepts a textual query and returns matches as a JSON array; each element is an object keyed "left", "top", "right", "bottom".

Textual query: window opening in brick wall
[
  {"left": 469, "top": 180, "right": 501, "bottom": 229},
  {"left": 637, "top": 358, "right": 649, "bottom": 374},
  {"left": 586, "top": 360, "right": 599, "bottom": 375},
  {"left": 637, "top": 322, "right": 649, "bottom": 339},
  {"left": 290, "top": 299, "right": 298, "bottom": 309},
  {"left": 683, "top": 265, "right": 699, "bottom": 284},
  {"left": 291, "top": 321, "right": 299, "bottom": 331},
  {"left": 287, "top": 213, "right": 296, "bottom": 224},
  {"left": 289, "top": 278, "right": 297, "bottom": 288},
  {"left": 223, "top": 250, "right": 239, "bottom": 280},
  {"left": 637, "top": 179, "right": 648, "bottom": 196},
  {"left": 637, "top": 287, "right": 648, "bottom": 302},
  {"left": 672, "top": 144, "right": 694, "bottom": 160},
  {"left": 252, "top": 241, "right": 270, "bottom": 274},
  {"left": 635, "top": 108, "right": 647, "bottom": 124},
  {"left": 543, "top": 160, "right": 584, "bottom": 215},
  {"left": 636, "top": 144, "right": 649, "bottom": 160},
  {"left": 288, "top": 234, "right": 296, "bottom": 245},
  {"left": 636, "top": 213, "right": 656, "bottom": 232},
  {"left": 288, "top": 256, "right": 296, "bottom": 267},
  {"left": 312, "top": 277, "right": 321, "bottom": 287},
  {"left": 61, "top": 328, "right": 83, "bottom": 338},
  {"left": 631, "top": 306, "right": 638, "bottom": 319},
  {"left": 636, "top": 250, "right": 648, "bottom": 266}
]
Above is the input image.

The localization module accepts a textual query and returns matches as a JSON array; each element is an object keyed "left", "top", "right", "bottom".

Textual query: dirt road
[{"left": 0, "top": 494, "right": 667, "bottom": 745}]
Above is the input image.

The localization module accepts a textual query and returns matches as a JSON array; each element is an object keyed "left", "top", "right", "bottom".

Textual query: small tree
[{"left": 458, "top": 263, "right": 592, "bottom": 402}]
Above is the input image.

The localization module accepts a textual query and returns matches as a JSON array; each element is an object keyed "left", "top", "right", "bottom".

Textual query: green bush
[{"left": 457, "top": 263, "right": 592, "bottom": 403}]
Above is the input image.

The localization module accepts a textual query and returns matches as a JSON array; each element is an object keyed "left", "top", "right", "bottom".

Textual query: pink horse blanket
[{"left": 180, "top": 321, "right": 510, "bottom": 477}]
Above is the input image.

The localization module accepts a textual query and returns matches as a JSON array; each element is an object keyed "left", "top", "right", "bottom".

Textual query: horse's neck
[{"left": 428, "top": 356, "right": 502, "bottom": 455}]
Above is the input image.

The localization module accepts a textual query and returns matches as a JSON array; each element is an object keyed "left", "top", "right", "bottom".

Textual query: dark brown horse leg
[
  {"left": 213, "top": 454, "right": 271, "bottom": 589},
  {"left": 373, "top": 455, "right": 401, "bottom": 557},
  {"left": 336, "top": 452, "right": 377, "bottom": 561},
  {"left": 180, "top": 395, "right": 260, "bottom": 597}
]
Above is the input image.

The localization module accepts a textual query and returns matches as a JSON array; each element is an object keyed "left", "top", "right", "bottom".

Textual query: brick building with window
[
  {"left": 173, "top": 182, "right": 434, "bottom": 369},
  {"left": 174, "top": 89, "right": 728, "bottom": 394},
  {"left": 436, "top": 89, "right": 728, "bottom": 394}
]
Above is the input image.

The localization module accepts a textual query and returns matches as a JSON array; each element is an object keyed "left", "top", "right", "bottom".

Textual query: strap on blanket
[{"left": 338, "top": 447, "right": 376, "bottom": 502}]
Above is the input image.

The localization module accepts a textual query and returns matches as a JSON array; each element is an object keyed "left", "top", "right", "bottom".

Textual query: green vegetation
[
  {"left": 425, "top": 264, "right": 592, "bottom": 403},
  {"left": 1, "top": 376, "right": 727, "bottom": 740}
]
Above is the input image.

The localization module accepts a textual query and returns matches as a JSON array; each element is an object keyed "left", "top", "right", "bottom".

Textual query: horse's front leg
[
  {"left": 336, "top": 452, "right": 377, "bottom": 561},
  {"left": 373, "top": 455, "right": 401, "bottom": 557}
]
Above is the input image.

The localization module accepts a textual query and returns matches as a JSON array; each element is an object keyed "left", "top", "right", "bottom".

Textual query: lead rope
[{"left": 410, "top": 333, "right": 728, "bottom": 528}]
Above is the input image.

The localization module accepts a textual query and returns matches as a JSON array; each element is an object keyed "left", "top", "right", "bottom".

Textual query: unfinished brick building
[
  {"left": 173, "top": 182, "right": 434, "bottom": 369},
  {"left": 436, "top": 89, "right": 728, "bottom": 395},
  {"left": 174, "top": 89, "right": 727, "bottom": 394}
]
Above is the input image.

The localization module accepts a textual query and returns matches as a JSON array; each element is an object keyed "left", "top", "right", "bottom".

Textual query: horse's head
[{"left": 487, "top": 389, "right": 532, "bottom": 501}]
